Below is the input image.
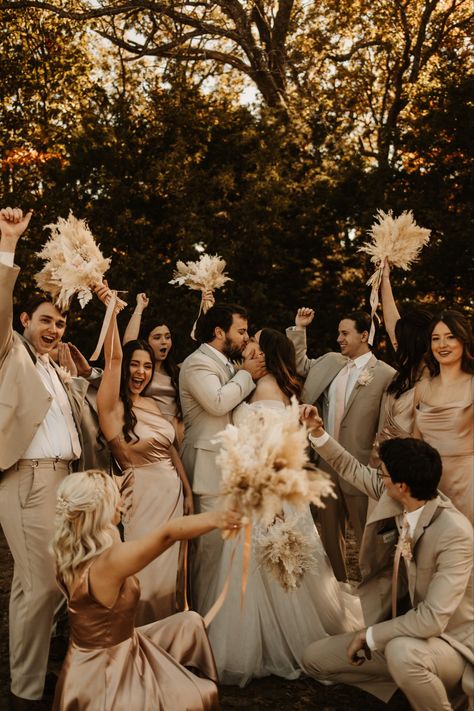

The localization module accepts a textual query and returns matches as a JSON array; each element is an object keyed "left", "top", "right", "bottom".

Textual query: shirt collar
[
  {"left": 350, "top": 351, "right": 373, "bottom": 370},
  {"left": 404, "top": 504, "right": 426, "bottom": 537},
  {"left": 206, "top": 343, "right": 232, "bottom": 367}
]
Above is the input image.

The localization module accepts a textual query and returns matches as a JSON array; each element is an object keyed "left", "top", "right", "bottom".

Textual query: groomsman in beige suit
[
  {"left": 180, "top": 303, "right": 266, "bottom": 613},
  {"left": 301, "top": 406, "right": 473, "bottom": 711},
  {"left": 0, "top": 208, "right": 90, "bottom": 708},
  {"left": 287, "top": 308, "right": 395, "bottom": 581}
]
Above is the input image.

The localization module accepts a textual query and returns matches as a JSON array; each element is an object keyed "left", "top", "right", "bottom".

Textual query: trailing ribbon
[
  {"left": 204, "top": 521, "right": 252, "bottom": 628},
  {"left": 367, "top": 262, "right": 384, "bottom": 346},
  {"left": 90, "top": 289, "right": 127, "bottom": 360},
  {"left": 190, "top": 289, "right": 212, "bottom": 341}
]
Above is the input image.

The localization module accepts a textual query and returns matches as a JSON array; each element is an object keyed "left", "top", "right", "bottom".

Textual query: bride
[{"left": 206, "top": 328, "right": 362, "bottom": 686}]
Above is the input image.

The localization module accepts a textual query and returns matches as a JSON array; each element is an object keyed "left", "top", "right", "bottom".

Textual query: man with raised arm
[
  {"left": 0, "top": 207, "right": 90, "bottom": 709},
  {"left": 287, "top": 307, "right": 395, "bottom": 581}
]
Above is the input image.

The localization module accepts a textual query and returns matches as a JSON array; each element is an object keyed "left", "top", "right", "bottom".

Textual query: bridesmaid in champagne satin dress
[
  {"left": 52, "top": 471, "right": 240, "bottom": 711},
  {"left": 371, "top": 263, "right": 432, "bottom": 467},
  {"left": 107, "top": 398, "right": 186, "bottom": 624},
  {"left": 96, "top": 295, "right": 193, "bottom": 625},
  {"left": 123, "top": 293, "right": 185, "bottom": 446},
  {"left": 413, "top": 311, "right": 474, "bottom": 523}
]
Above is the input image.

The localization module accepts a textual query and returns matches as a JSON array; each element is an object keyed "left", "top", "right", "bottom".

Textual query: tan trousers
[
  {"left": 317, "top": 474, "right": 368, "bottom": 582},
  {"left": 0, "top": 459, "right": 70, "bottom": 700},
  {"left": 303, "top": 631, "right": 468, "bottom": 711},
  {"left": 191, "top": 493, "right": 225, "bottom": 616}
]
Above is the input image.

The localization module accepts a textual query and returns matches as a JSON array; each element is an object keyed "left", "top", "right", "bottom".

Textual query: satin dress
[
  {"left": 369, "top": 387, "right": 416, "bottom": 467},
  {"left": 414, "top": 377, "right": 474, "bottom": 523},
  {"left": 206, "top": 401, "right": 363, "bottom": 687},
  {"left": 147, "top": 370, "right": 183, "bottom": 447},
  {"left": 53, "top": 564, "right": 219, "bottom": 711},
  {"left": 108, "top": 399, "right": 184, "bottom": 624}
]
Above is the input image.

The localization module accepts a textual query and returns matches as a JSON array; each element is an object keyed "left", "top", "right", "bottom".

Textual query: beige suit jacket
[
  {"left": 313, "top": 437, "right": 474, "bottom": 665},
  {"left": 179, "top": 343, "right": 255, "bottom": 495},
  {"left": 0, "top": 262, "right": 87, "bottom": 471},
  {"left": 287, "top": 327, "right": 395, "bottom": 495}
]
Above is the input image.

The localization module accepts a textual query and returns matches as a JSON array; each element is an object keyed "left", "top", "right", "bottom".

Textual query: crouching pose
[
  {"left": 300, "top": 405, "right": 473, "bottom": 711},
  {"left": 52, "top": 469, "right": 241, "bottom": 711}
]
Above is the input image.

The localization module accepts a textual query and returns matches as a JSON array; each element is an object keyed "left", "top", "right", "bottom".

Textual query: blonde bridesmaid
[{"left": 52, "top": 470, "right": 241, "bottom": 711}]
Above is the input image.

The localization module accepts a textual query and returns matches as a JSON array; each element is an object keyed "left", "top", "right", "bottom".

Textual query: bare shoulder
[{"left": 251, "top": 375, "right": 287, "bottom": 403}]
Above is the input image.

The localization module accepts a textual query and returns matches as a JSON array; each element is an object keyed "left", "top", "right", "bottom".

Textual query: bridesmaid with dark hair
[
  {"left": 414, "top": 309, "right": 474, "bottom": 522},
  {"left": 370, "top": 262, "right": 432, "bottom": 465},
  {"left": 96, "top": 288, "right": 194, "bottom": 625},
  {"left": 123, "top": 293, "right": 184, "bottom": 445}
]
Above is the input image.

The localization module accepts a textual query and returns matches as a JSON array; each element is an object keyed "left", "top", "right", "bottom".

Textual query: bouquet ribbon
[
  {"left": 204, "top": 521, "right": 252, "bottom": 628},
  {"left": 190, "top": 289, "right": 212, "bottom": 341},
  {"left": 90, "top": 289, "right": 127, "bottom": 361},
  {"left": 367, "top": 263, "right": 384, "bottom": 345}
]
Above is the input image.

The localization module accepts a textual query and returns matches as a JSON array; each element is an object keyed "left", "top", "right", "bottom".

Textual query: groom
[
  {"left": 300, "top": 405, "right": 473, "bottom": 711},
  {"left": 179, "top": 303, "right": 266, "bottom": 614}
]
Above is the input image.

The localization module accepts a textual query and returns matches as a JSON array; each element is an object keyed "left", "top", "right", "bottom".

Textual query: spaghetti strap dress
[
  {"left": 53, "top": 564, "right": 219, "bottom": 710},
  {"left": 108, "top": 398, "right": 184, "bottom": 624}
]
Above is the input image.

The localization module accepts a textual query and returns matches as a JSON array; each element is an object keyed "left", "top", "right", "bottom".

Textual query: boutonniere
[
  {"left": 56, "top": 366, "right": 73, "bottom": 384},
  {"left": 397, "top": 517, "right": 413, "bottom": 561},
  {"left": 357, "top": 369, "right": 374, "bottom": 386}
]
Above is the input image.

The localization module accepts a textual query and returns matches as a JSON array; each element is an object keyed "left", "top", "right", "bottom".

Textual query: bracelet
[{"left": 134, "top": 310, "right": 143, "bottom": 316}]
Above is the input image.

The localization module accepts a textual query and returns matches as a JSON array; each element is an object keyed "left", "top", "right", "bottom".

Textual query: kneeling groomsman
[{"left": 300, "top": 405, "right": 473, "bottom": 711}]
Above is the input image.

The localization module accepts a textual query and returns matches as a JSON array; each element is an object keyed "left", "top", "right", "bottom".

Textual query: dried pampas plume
[
  {"left": 214, "top": 398, "right": 334, "bottom": 526},
  {"left": 255, "top": 517, "right": 318, "bottom": 591},
  {"left": 169, "top": 253, "right": 231, "bottom": 292},
  {"left": 35, "top": 212, "right": 111, "bottom": 310},
  {"left": 359, "top": 209, "right": 431, "bottom": 287}
]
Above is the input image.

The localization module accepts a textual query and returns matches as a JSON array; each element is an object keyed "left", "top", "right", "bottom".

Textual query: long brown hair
[
  {"left": 425, "top": 310, "right": 474, "bottom": 376},
  {"left": 258, "top": 328, "right": 302, "bottom": 401}
]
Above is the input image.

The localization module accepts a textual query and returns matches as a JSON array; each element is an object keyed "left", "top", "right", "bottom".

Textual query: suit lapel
[
  {"left": 199, "top": 343, "right": 230, "bottom": 380},
  {"left": 342, "top": 354, "right": 377, "bottom": 421},
  {"left": 303, "top": 356, "right": 346, "bottom": 403}
]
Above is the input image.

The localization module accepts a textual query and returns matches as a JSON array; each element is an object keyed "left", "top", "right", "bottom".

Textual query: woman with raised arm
[
  {"left": 414, "top": 310, "right": 474, "bottom": 522},
  {"left": 123, "top": 292, "right": 184, "bottom": 445},
  {"left": 206, "top": 328, "right": 362, "bottom": 687},
  {"left": 96, "top": 290, "right": 194, "bottom": 624},
  {"left": 370, "top": 262, "right": 432, "bottom": 465},
  {"left": 52, "top": 469, "right": 241, "bottom": 710}
]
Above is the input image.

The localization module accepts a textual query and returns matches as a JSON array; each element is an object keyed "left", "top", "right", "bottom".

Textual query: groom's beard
[{"left": 223, "top": 337, "right": 244, "bottom": 362}]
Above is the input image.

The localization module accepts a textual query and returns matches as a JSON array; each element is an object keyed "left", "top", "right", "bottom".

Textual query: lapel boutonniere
[
  {"left": 56, "top": 365, "right": 73, "bottom": 385},
  {"left": 357, "top": 369, "right": 374, "bottom": 386},
  {"left": 397, "top": 517, "right": 413, "bottom": 561}
]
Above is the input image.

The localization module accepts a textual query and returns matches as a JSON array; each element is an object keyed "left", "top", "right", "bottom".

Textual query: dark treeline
[{"left": 1, "top": 9, "right": 472, "bottom": 364}]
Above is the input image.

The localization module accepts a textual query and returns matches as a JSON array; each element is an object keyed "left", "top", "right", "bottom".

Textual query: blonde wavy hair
[{"left": 52, "top": 470, "right": 120, "bottom": 589}]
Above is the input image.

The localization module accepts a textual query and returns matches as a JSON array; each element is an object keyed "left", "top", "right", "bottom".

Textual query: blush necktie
[
  {"left": 333, "top": 361, "right": 354, "bottom": 441},
  {"left": 391, "top": 513, "right": 411, "bottom": 618}
]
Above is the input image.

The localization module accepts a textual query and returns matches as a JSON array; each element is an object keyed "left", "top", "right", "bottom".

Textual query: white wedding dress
[{"left": 207, "top": 400, "right": 363, "bottom": 687}]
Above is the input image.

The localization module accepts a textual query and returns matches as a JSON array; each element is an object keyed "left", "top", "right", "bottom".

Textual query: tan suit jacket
[
  {"left": 314, "top": 437, "right": 474, "bottom": 665},
  {"left": 179, "top": 343, "right": 255, "bottom": 495},
  {"left": 287, "top": 327, "right": 395, "bottom": 495},
  {"left": 0, "top": 262, "right": 87, "bottom": 470}
]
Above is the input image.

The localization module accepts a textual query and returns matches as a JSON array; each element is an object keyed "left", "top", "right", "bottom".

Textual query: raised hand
[
  {"left": 67, "top": 342, "right": 93, "bottom": 378},
  {"left": 136, "top": 293, "right": 149, "bottom": 312},
  {"left": 58, "top": 342, "right": 78, "bottom": 377},
  {"left": 0, "top": 207, "right": 33, "bottom": 250},
  {"left": 295, "top": 307, "right": 315, "bottom": 329},
  {"left": 201, "top": 288, "right": 215, "bottom": 312}
]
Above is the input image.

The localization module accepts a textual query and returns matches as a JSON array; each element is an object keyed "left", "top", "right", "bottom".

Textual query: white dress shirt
[
  {"left": 0, "top": 251, "right": 80, "bottom": 460},
  {"left": 206, "top": 343, "right": 235, "bottom": 375}
]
